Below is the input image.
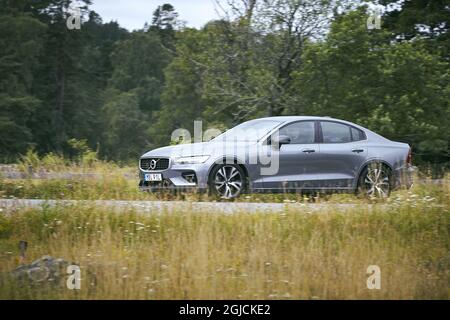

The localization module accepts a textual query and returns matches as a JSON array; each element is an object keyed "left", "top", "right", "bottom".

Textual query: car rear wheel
[
  {"left": 358, "top": 162, "right": 392, "bottom": 198},
  {"left": 209, "top": 164, "right": 245, "bottom": 199}
]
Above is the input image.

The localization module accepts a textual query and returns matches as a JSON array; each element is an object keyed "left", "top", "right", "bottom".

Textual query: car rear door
[{"left": 316, "top": 121, "right": 368, "bottom": 189}]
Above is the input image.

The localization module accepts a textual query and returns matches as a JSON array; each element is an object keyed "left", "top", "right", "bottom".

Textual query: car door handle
[
  {"left": 302, "top": 149, "right": 316, "bottom": 153},
  {"left": 352, "top": 148, "right": 364, "bottom": 153}
]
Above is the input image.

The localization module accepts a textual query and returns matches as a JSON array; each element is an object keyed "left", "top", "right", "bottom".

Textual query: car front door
[
  {"left": 316, "top": 121, "right": 368, "bottom": 189},
  {"left": 262, "top": 121, "right": 321, "bottom": 191}
]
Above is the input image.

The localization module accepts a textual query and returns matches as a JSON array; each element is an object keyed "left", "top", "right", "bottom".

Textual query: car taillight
[{"left": 406, "top": 147, "right": 412, "bottom": 165}]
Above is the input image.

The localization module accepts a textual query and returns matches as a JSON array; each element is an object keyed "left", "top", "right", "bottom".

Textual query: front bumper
[{"left": 138, "top": 160, "right": 211, "bottom": 192}]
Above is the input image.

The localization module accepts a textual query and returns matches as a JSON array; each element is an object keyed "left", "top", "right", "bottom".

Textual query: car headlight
[{"left": 173, "top": 155, "right": 210, "bottom": 164}]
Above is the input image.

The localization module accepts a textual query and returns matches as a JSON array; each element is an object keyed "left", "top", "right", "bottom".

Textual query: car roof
[
  {"left": 255, "top": 116, "right": 390, "bottom": 142},
  {"left": 258, "top": 116, "right": 340, "bottom": 121},
  {"left": 257, "top": 116, "right": 356, "bottom": 125}
]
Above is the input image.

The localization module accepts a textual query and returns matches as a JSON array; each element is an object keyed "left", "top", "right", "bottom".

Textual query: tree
[
  {"left": 380, "top": 0, "right": 450, "bottom": 58},
  {"left": 292, "top": 8, "right": 449, "bottom": 162},
  {"left": 0, "top": 13, "right": 47, "bottom": 160},
  {"left": 151, "top": 3, "right": 178, "bottom": 30},
  {"left": 151, "top": 29, "right": 206, "bottom": 146},
  {"left": 202, "top": 0, "right": 339, "bottom": 122},
  {"left": 101, "top": 91, "right": 148, "bottom": 161},
  {"left": 100, "top": 30, "right": 173, "bottom": 158},
  {"left": 149, "top": 3, "right": 179, "bottom": 49}
]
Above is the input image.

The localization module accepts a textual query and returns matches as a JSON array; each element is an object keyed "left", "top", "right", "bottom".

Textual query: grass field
[
  {"left": 0, "top": 180, "right": 448, "bottom": 299},
  {"left": 0, "top": 153, "right": 448, "bottom": 299}
]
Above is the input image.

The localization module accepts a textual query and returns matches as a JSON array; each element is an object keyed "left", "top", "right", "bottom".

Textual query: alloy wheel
[
  {"left": 214, "top": 165, "right": 243, "bottom": 199},
  {"left": 364, "top": 164, "right": 391, "bottom": 198}
]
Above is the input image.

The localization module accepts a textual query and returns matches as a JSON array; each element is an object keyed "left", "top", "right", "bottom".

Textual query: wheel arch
[
  {"left": 207, "top": 156, "right": 249, "bottom": 185},
  {"left": 356, "top": 158, "right": 394, "bottom": 187}
]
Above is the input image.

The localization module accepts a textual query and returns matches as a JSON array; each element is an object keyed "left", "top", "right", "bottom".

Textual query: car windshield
[{"left": 212, "top": 119, "right": 283, "bottom": 142}]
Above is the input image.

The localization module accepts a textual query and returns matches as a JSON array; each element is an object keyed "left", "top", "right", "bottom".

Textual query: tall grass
[
  {"left": 0, "top": 192, "right": 448, "bottom": 299},
  {"left": 2, "top": 147, "right": 448, "bottom": 204},
  {"left": 0, "top": 151, "right": 448, "bottom": 299},
  {"left": 1, "top": 173, "right": 449, "bottom": 204}
]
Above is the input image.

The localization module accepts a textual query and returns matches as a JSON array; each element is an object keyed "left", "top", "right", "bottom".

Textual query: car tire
[
  {"left": 209, "top": 164, "right": 246, "bottom": 200},
  {"left": 357, "top": 162, "right": 393, "bottom": 198}
]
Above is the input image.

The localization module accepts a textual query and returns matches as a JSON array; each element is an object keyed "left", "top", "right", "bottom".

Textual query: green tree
[
  {"left": 292, "top": 8, "right": 449, "bottom": 161},
  {"left": 108, "top": 31, "right": 171, "bottom": 113},
  {"left": 149, "top": 3, "right": 179, "bottom": 50},
  {"left": 101, "top": 91, "right": 148, "bottom": 161},
  {"left": 150, "top": 29, "right": 206, "bottom": 146},
  {"left": 380, "top": 0, "right": 449, "bottom": 57},
  {"left": 0, "top": 13, "right": 47, "bottom": 160},
  {"left": 100, "top": 30, "right": 172, "bottom": 158},
  {"left": 153, "top": 0, "right": 340, "bottom": 147}
]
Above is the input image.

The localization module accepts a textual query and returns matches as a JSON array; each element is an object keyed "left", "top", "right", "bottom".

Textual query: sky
[{"left": 90, "top": 0, "right": 221, "bottom": 31}]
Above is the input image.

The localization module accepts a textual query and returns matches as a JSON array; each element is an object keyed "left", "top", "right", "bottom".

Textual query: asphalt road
[{"left": 0, "top": 199, "right": 367, "bottom": 214}]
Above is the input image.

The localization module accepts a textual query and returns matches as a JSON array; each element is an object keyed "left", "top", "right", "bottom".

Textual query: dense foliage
[{"left": 0, "top": 0, "right": 448, "bottom": 167}]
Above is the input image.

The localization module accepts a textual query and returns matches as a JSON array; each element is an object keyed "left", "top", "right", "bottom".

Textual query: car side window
[
  {"left": 351, "top": 127, "right": 365, "bottom": 141},
  {"left": 279, "top": 121, "right": 315, "bottom": 144},
  {"left": 321, "top": 121, "right": 352, "bottom": 143}
]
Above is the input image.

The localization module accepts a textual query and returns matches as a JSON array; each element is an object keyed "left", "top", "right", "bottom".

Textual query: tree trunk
[{"left": 56, "top": 70, "right": 65, "bottom": 153}]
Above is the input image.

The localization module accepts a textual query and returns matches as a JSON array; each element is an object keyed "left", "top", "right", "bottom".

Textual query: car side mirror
[{"left": 271, "top": 135, "right": 291, "bottom": 148}]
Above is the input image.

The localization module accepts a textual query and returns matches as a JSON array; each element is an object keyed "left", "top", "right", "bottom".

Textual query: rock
[{"left": 12, "top": 255, "right": 75, "bottom": 286}]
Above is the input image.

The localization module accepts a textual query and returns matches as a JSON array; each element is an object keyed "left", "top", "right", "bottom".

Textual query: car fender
[
  {"left": 207, "top": 155, "right": 248, "bottom": 181},
  {"left": 356, "top": 158, "right": 394, "bottom": 180}
]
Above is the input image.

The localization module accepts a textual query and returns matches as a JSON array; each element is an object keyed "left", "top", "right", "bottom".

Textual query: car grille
[{"left": 140, "top": 158, "right": 170, "bottom": 171}]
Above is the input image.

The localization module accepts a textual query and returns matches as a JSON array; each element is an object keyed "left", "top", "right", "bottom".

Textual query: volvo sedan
[{"left": 139, "top": 116, "right": 413, "bottom": 199}]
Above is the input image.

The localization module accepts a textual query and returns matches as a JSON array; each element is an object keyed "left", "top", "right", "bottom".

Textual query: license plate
[{"left": 144, "top": 173, "right": 162, "bottom": 181}]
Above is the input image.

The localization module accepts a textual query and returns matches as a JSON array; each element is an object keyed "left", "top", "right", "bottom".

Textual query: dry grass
[
  {"left": 0, "top": 152, "right": 448, "bottom": 299},
  {"left": 2, "top": 170, "right": 448, "bottom": 204},
  {"left": 0, "top": 183, "right": 448, "bottom": 299}
]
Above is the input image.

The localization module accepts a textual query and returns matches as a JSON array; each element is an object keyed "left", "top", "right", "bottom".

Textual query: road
[{"left": 0, "top": 199, "right": 368, "bottom": 214}]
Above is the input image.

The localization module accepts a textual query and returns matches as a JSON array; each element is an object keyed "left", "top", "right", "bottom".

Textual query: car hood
[{"left": 141, "top": 141, "right": 257, "bottom": 158}]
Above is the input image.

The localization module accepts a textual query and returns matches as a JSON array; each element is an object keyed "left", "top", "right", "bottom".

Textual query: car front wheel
[{"left": 209, "top": 164, "right": 245, "bottom": 199}]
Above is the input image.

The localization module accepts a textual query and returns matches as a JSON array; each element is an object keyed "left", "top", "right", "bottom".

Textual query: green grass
[
  {"left": 1, "top": 173, "right": 449, "bottom": 205},
  {"left": 2, "top": 149, "right": 448, "bottom": 204}
]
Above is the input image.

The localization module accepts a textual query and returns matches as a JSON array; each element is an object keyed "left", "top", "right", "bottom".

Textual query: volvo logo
[{"left": 149, "top": 159, "right": 159, "bottom": 170}]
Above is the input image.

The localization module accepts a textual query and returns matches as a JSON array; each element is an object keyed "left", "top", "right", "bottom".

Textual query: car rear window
[
  {"left": 321, "top": 121, "right": 352, "bottom": 143},
  {"left": 351, "top": 127, "right": 365, "bottom": 141}
]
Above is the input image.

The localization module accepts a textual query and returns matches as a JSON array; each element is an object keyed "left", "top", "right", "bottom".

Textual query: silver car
[{"left": 139, "top": 116, "right": 413, "bottom": 199}]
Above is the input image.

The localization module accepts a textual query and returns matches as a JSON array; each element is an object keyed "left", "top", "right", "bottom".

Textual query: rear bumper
[{"left": 393, "top": 164, "right": 415, "bottom": 189}]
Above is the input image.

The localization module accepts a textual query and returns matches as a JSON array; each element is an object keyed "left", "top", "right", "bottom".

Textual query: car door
[
  {"left": 316, "top": 121, "right": 368, "bottom": 189},
  {"left": 262, "top": 121, "right": 321, "bottom": 190}
]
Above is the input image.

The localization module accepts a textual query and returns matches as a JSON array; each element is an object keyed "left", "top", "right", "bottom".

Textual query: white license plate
[{"left": 144, "top": 173, "right": 162, "bottom": 181}]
